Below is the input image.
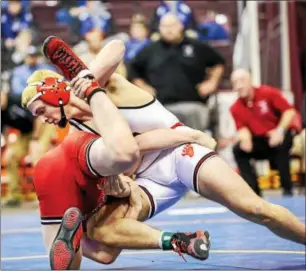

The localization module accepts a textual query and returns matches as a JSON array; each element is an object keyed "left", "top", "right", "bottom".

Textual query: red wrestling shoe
[
  {"left": 42, "top": 36, "right": 101, "bottom": 98},
  {"left": 49, "top": 207, "right": 83, "bottom": 270},
  {"left": 171, "top": 230, "right": 210, "bottom": 261}
]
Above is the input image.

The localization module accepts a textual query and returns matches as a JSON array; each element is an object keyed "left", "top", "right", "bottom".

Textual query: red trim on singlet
[
  {"left": 193, "top": 152, "right": 218, "bottom": 193},
  {"left": 171, "top": 122, "right": 184, "bottom": 129}
]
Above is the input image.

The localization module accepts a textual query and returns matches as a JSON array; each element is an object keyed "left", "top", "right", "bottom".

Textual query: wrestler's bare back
[
  {"left": 69, "top": 73, "right": 154, "bottom": 133},
  {"left": 106, "top": 73, "right": 153, "bottom": 107}
]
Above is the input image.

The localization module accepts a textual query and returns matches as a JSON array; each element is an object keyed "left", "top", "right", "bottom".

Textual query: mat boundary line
[{"left": 2, "top": 249, "right": 305, "bottom": 261}]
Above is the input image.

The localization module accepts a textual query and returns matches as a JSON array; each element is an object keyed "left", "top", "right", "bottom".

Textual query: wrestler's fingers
[
  {"left": 78, "top": 81, "right": 91, "bottom": 99},
  {"left": 115, "top": 176, "right": 131, "bottom": 197},
  {"left": 118, "top": 175, "right": 129, "bottom": 190},
  {"left": 125, "top": 182, "right": 142, "bottom": 219},
  {"left": 70, "top": 77, "right": 78, "bottom": 87},
  {"left": 71, "top": 77, "right": 83, "bottom": 89},
  {"left": 75, "top": 78, "right": 87, "bottom": 92},
  {"left": 73, "top": 86, "right": 80, "bottom": 97},
  {"left": 70, "top": 76, "right": 79, "bottom": 87},
  {"left": 72, "top": 78, "right": 84, "bottom": 97},
  {"left": 110, "top": 176, "right": 121, "bottom": 196},
  {"left": 119, "top": 176, "right": 133, "bottom": 196},
  {"left": 104, "top": 178, "right": 111, "bottom": 195}
]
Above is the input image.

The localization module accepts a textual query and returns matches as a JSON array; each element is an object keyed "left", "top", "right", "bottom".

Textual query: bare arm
[
  {"left": 237, "top": 127, "right": 252, "bottom": 142},
  {"left": 136, "top": 126, "right": 217, "bottom": 153},
  {"left": 89, "top": 40, "right": 126, "bottom": 87},
  {"left": 277, "top": 108, "right": 296, "bottom": 132},
  {"left": 71, "top": 77, "right": 139, "bottom": 176},
  {"left": 88, "top": 92, "right": 140, "bottom": 175},
  {"left": 236, "top": 127, "right": 253, "bottom": 152},
  {"left": 208, "top": 65, "right": 224, "bottom": 85},
  {"left": 197, "top": 65, "right": 224, "bottom": 97}
]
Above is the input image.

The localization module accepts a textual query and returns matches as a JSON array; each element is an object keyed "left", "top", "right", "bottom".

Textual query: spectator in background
[
  {"left": 76, "top": 28, "right": 104, "bottom": 66},
  {"left": 2, "top": 28, "right": 35, "bottom": 72},
  {"left": 1, "top": 0, "right": 30, "bottom": 11},
  {"left": 11, "top": 46, "right": 53, "bottom": 96},
  {"left": 150, "top": 1, "right": 197, "bottom": 33},
  {"left": 230, "top": 69, "right": 299, "bottom": 196},
  {"left": 1, "top": 0, "right": 32, "bottom": 50},
  {"left": 128, "top": 13, "right": 225, "bottom": 132},
  {"left": 56, "top": 0, "right": 86, "bottom": 41},
  {"left": 124, "top": 14, "right": 150, "bottom": 62},
  {"left": 198, "top": 10, "right": 229, "bottom": 42},
  {"left": 11, "top": 29, "right": 34, "bottom": 66},
  {"left": 2, "top": 53, "right": 56, "bottom": 207},
  {"left": 80, "top": 1, "right": 115, "bottom": 39}
]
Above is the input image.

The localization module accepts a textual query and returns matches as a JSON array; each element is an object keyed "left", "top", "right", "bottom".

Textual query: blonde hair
[{"left": 21, "top": 70, "right": 64, "bottom": 108}]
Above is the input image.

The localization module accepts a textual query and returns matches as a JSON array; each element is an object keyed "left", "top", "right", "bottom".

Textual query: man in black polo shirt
[{"left": 128, "top": 13, "right": 225, "bottom": 132}]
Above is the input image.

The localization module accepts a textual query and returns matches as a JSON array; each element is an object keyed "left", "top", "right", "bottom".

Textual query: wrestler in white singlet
[{"left": 69, "top": 73, "right": 217, "bottom": 219}]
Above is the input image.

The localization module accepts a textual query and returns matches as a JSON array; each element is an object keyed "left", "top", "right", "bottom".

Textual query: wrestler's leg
[
  {"left": 86, "top": 195, "right": 162, "bottom": 249},
  {"left": 42, "top": 225, "right": 82, "bottom": 269},
  {"left": 85, "top": 182, "right": 210, "bottom": 260},
  {"left": 196, "top": 155, "right": 306, "bottom": 244},
  {"left": 81, "top": 235, "right": 121, "bottom": 265}
]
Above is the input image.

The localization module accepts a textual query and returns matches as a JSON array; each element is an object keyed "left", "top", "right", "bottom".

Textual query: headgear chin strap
[
  {"left": 26, "top": 77, "right": 71, "bottom": 128},
  {"left": 58, "top": 99, "right": 68, "bottom": 128}
]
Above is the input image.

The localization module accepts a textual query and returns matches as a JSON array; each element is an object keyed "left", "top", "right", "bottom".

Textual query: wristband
[{"left": 87, "top": 88, "right": 106, "bottom": 105}]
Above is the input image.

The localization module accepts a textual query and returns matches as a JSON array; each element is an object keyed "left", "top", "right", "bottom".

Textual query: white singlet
[
  {"left": 69, "top": 98, "right": 182, "bottom": 173},
  {"left": 69, "top": 98, "right": 217, "bottom": 219}
]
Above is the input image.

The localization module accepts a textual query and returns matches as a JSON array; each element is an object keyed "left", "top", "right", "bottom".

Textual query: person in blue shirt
[
  {"left": 56, "top": 0, "right": 87, "bottom": 40},
  {"left": 79, "top": 1, "right": 115, "bottom": 38},
  {"left": 1, "top": 0, "right": 30, "bottom": 11},
  {"left": 11, "top": 46, "right": 54, "bottom": 96},
  {"left": 1, "top": 0, "right": 32, "bottom": 50},
  {"left": 198, "top": 10, "right": 229, "bottom": 42},
  {"left": 150, "top": 0, "right": 197, "bottom": 33},
  {"left": 125, "top": 17, "right": 150, "bottom": 62}
]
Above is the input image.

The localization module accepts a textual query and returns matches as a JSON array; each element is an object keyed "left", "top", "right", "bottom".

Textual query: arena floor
[{"left": 1, "top": 195, "right": 305, "bottom": 270}]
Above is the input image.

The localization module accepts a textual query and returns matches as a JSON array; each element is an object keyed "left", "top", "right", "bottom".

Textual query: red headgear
[{"left": 26, "top": 77, "right": 70, "bottom": 108}]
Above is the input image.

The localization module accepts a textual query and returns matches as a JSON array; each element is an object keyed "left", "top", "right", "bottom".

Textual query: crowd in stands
[{"left": 1, "top": 0, "right": 304, "bottom": 207}]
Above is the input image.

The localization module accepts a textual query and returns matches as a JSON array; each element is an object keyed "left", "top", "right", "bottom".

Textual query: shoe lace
[
  {"left": 53, "top": 47, "right": 83, "bottom": 77},
  {"left": 171, "top": 235, "right": 188, "bottom": 262}
]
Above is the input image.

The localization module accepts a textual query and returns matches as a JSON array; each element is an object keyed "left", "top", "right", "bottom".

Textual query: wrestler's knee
[
  {"left": 95, "top": 252, "right": 119, "bottom": 265},
  {"left": 82, "top": 237, "right": 120, "bottom": 265}
]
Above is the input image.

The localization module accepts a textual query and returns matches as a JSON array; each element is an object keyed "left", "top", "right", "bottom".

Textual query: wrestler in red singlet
[{"left": 35, "top": 131, "right": 104, "bottom": 226}]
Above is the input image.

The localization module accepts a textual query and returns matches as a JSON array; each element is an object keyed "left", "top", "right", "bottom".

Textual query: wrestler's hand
[
  {"left": 125, "top": 179, "right": 143, "bottom": 220},
  {"left": 103, "top": 175, "right": 131, "bottom": 198},
  {"left": 193, "top": 130, "right": 217, "bottom": 150},
  {"left": 70, "top": 77, "right": 93, "bottom": 100}
]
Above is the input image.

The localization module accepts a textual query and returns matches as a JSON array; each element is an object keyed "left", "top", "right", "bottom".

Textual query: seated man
[
  {"left": 128, "top": 13, "right": 225, "bottom": 133},
  {"left": 230, "top": 69, "right": 300, "bottom": 196}
]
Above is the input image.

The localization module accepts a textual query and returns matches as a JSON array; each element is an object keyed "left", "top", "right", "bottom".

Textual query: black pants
[{"left": 233, "top": 132, "right": 294, "bottom": 195}]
